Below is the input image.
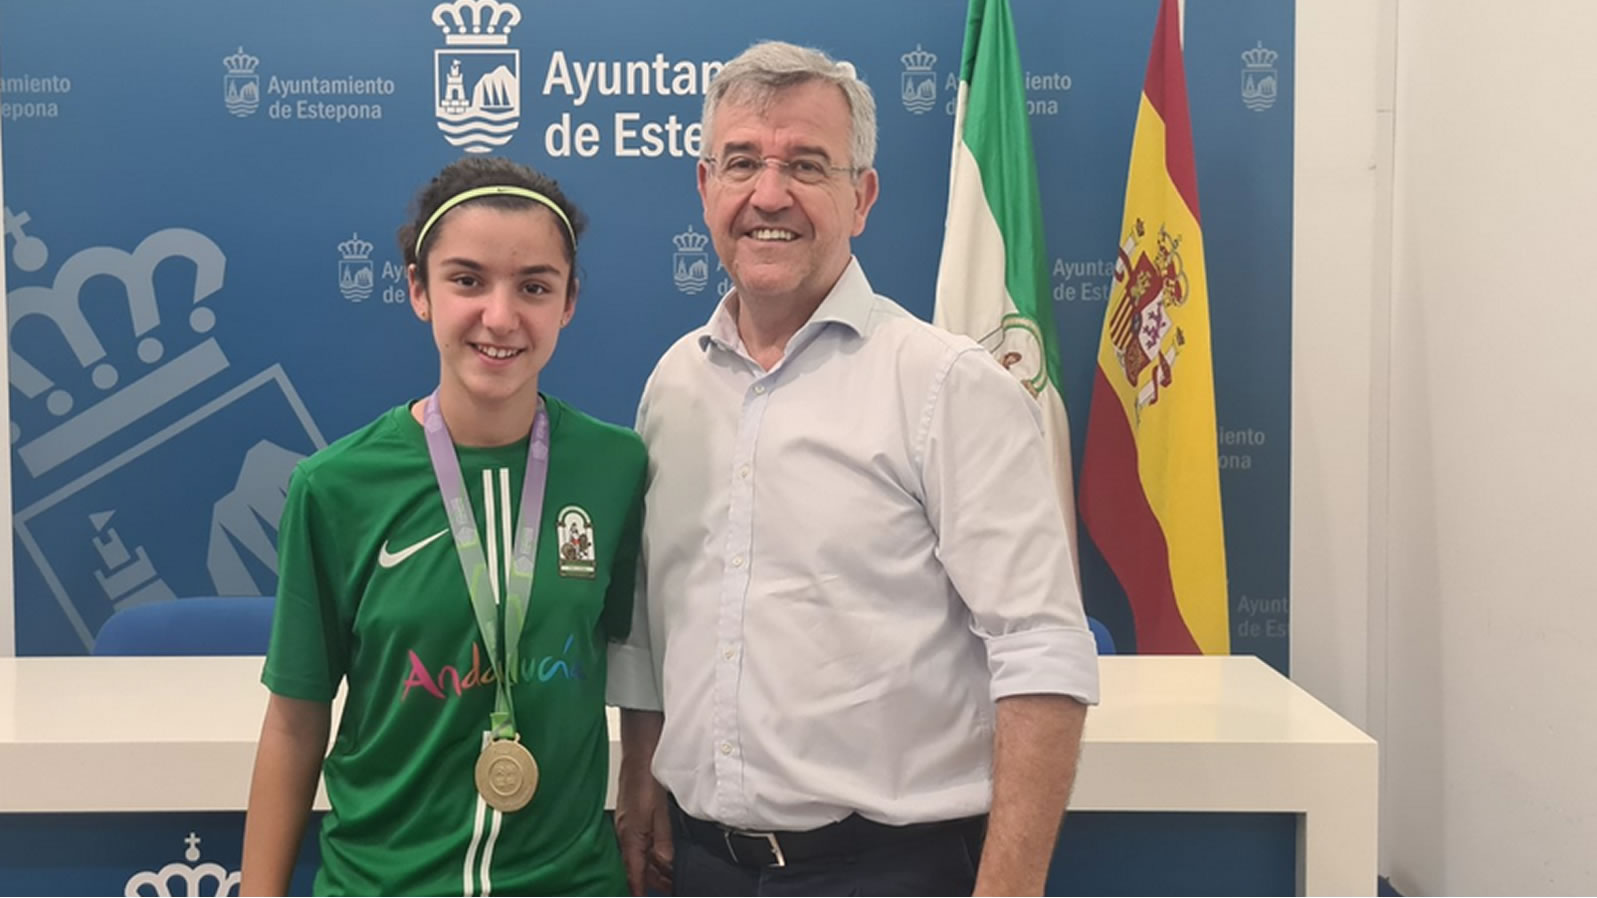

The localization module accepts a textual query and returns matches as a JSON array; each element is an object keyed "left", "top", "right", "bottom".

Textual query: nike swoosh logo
[{"left": 378, "top": 529, "right": 449, "bottom": 568}]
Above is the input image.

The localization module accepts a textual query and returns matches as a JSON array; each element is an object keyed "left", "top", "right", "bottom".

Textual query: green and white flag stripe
[{"left": 934, "top": 0, "right": 1079, "bottom": 546}]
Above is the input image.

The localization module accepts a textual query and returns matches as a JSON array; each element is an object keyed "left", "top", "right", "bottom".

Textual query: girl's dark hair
[{"left": 397, "top": 156, "right": 587, "bottom": 287}]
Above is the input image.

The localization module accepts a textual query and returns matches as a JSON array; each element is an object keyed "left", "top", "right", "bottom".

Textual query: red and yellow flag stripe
[{"left": 1079, "top": 0, "right": 1228, "bottom": 654}]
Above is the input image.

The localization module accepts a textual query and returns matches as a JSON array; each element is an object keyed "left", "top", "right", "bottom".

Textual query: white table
[{"left": 0, "top": 654, "right": 1376, "bottom": 895}]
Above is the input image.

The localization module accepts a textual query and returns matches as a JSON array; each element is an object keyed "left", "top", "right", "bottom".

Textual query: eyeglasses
[{"left": 705, "top": 154, "right": 857, "bottom": 187}]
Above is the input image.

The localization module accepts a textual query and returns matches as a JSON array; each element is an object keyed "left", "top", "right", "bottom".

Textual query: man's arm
[
  {"left": 609, "top": 598, "right": 672, "bottom": 898},
  {"left": 607, "top": 493, "right": 670, "bottom": 896},
  {"left": 616, "top": 709, "right": 673, "bottom": 897},
  {"left": 915, "top": 350, "right": 1100, "bottom": 895},
  {"left": 611, "top": 367, "right": 670, "bottom": 896},
  {"left": 974, "top": 693, "right": 1088, "bottom": 896}
]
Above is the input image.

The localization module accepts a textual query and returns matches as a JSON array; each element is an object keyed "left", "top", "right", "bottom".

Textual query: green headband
[{"left": 413, "top": 185, "right": 577, "bottom": 260}]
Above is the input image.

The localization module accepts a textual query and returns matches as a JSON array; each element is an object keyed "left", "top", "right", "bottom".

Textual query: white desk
[{"left": 0, "top": 654, "right": 1376, "bottom": 895}]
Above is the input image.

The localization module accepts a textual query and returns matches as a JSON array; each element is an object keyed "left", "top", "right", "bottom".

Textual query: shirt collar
[{"left": 698, "top": 257, "right": 875, "bottom": 354}]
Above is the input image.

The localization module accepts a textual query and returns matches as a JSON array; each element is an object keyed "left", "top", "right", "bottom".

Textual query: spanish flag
[{"left": 1079, "top": 0, "right": 1228, "bottom": 654}]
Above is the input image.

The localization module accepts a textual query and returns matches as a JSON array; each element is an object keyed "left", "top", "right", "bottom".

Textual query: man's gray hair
[{"left": 700, "top": 40, "right": 878, "bottom": 172}]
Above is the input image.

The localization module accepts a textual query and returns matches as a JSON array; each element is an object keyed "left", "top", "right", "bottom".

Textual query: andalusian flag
[
  {"left": 1079, "top": 0, "right": 1228, "bottom": 654},
  {"left": 934, "top": 0, "right": 1078, "bottom": 549}
]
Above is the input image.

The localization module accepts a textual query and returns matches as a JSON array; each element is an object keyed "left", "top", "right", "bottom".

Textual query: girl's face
[{"left": 409, "top": 204, "right": 575, "bottom": 421}]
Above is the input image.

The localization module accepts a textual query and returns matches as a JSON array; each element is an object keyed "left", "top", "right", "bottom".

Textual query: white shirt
[{"left": 608, "top": 259, "right": 1099, "bottom": 830}]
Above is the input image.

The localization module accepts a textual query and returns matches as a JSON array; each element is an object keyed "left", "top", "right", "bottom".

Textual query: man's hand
[
  {"left": 615, "top": 774, "right": 673, "bottom": 895},
  {"left": 615, "top": 710, "right": 672, "bottom": 896}
]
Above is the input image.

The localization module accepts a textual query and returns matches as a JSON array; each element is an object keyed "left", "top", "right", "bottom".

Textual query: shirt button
[
  {"left": 753, "top": 384, "right": 766, "bottom": 395},
  {"left": 720, "top": 741, "right": 733, "bottom": 755},
  {"left": 723, "top": 647, "right": 736, "bottom": 661},
  {"left": 731, "top": 555, "right": 744, "bottom": 568},
  {"left": 739, "top": 465, "right": 751, "bottom": 479}
]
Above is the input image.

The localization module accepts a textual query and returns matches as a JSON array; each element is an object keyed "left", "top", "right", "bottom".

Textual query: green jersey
[{"left": 263, "top": 397, "right": 644, "bottom": 896}]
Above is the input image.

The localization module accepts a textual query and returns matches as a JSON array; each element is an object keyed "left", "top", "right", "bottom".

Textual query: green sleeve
[
  {"left": 602, "top": 443, "right": 647, "bottom": 642},
  {"left": 262, "top": 463, "right": 349, "bottom": 702}
]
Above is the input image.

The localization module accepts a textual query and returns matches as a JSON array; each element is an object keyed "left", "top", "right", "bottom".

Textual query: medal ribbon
[{"left": 421, "top": 389, "right": 548, "bottom": 742}]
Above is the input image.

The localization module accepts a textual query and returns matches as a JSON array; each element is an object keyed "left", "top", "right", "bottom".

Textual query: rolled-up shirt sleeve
[
  {"left": 605, "top": 387, "right": 665, "bottom": 712},
  {"left": 921, "top": 347, "right": 1100, "bottom": 706},
  {"left": 605, "top": 554, "right": 663, "bottom": 711}
]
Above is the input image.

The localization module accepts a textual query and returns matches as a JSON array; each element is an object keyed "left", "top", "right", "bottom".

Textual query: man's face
[{"left": 697, "top": 79, "right": 879, "bottom": 309}]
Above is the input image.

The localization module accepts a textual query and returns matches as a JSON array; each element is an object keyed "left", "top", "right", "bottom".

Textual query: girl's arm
[{"left": 240, "top": 693, "right": 332, "bottom": 896}]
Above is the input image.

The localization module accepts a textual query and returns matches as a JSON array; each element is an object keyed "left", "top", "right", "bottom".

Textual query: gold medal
[{"left": 475, "top": 738, "right": 539, "bottom": 813}]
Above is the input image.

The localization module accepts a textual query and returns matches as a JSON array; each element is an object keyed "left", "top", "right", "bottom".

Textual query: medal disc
[{"left": 475, "top": 738, "right": 539, "bottom": 813}]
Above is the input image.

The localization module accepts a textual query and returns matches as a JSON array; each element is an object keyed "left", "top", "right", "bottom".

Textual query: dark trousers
[{"left": 668, "top": 796, "right": 986, "bottom": 897}]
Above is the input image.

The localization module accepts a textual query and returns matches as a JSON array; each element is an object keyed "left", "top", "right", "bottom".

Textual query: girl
[{"left": 242, "top": 157, "right": 643, "bottom": 896}]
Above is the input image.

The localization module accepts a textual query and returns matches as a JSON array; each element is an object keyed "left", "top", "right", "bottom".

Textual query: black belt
[{"left": 670, "top": 795, "right": 986, "bottom": 869}]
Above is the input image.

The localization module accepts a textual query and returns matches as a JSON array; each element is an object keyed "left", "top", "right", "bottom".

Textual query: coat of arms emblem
[{"left": 1108, "top": 218, "right": 1191, "bottom": 417}]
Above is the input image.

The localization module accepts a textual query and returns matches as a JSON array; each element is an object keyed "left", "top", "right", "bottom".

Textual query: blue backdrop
[{"left": 1, "top": 0, "right": 1292, "bottom": 668}]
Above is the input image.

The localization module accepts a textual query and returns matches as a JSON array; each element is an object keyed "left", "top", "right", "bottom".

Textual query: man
[{"left": 608, "top": 40, "right": 1100, "bottom": 897}]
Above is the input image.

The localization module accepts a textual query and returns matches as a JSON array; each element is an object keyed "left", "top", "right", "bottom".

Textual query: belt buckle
[{"left": 723, "top": 828, "right": 787, "bottom": 868}]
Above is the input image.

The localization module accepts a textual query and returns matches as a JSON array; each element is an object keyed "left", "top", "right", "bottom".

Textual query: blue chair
[
  {"left": 92, "top": 596, "right": 276, "bottom": 656},
  {"left": 1087, "top": 616, "right": 1116, "bottom": 655}
]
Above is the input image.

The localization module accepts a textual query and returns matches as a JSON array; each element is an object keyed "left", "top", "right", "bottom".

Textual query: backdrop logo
[
  {"left": 338, "top": 233, "right": 375, "bottom": 302},
  {"left": 1241, "top": 42, "right": 1278, "bottom": 112},
  {"left": 124, "top": 832, "right": 239, "bottom": 897},
  {"left": 672, "top": 226, "right": 710, "bottom": 295},
  {"left": 5, "top": 205, "right": 326, "bottom": 650},
  {"left": 4, "top": 207, "right": 48, "bottom": 272},
  {"left": 432, "top": 0, "right": 522, "bottom": 153},
  {"left": 222, "top": 46, "right": 261, "bottom": 117},
  {"left": 900, "top": 45, "right": 938, "bottom": 114},
  {"left": 6, "top": 222, "right": 229, "bottom": 473}
]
